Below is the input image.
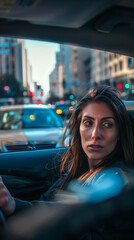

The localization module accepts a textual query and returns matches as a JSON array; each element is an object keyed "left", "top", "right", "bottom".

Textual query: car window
[
  {"left": 0, "top": 36, "right": 134, "bottom": 152},
  {"left": 0, "top": 110, "right": 22, "bottom": 130}
]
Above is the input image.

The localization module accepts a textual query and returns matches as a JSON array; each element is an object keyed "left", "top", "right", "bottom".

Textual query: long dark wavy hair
[{"left": 60, "top": 86, "right": 134, "bottom": 188}]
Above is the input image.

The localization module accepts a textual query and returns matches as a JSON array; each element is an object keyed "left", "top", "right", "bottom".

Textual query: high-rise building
[
  {"left": 0, "top": 37, "right": 17, "bottom": 76},
  {"left": 49, "top": 45, "right": 71, "bottom": 98},
  {"left": 15, "top": 39, "right": 33, "bottom": 92},
  {"left": 70, "top": 46, "right": 91, "bottom": 98},
  {"left": 49, "top": 44, "right": 91, "bottom": 99},
  {"left": 0, "top": 37, "right": 33, "bottom": 94},
  {"left": 90, "top": 50, "right": 134, "bottom": 96}
]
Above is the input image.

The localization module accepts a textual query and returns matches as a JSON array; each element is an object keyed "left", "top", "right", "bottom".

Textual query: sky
[{"left": 25, "top": 40, "right": 59, "bottom": 95}]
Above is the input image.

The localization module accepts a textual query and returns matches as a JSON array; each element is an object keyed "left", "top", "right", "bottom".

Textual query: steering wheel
[{"left": 0, "top": 209, "right": 6, "bottom": 227}]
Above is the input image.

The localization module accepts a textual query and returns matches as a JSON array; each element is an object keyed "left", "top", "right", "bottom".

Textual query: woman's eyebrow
[
  {"left": 101, "top": 117, "right": 115, "bottom": 120},
  {"left": 82, "top": 115, "right": 115, "bottom": 120},
  {"left": 82, "top": 115, "right": 94, "bottom": 120}
]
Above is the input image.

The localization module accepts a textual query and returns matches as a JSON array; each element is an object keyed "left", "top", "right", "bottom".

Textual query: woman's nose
[{"left": 91, "top": 125, "right": 101, "bottom": 140}]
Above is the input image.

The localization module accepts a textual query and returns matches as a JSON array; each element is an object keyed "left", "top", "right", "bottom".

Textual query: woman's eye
[
  {"left": 103, "top": 122, "right": 113, "bottom": 128},
  {"left": 84, "top": 120, "right": 92, "bottom": 126}
]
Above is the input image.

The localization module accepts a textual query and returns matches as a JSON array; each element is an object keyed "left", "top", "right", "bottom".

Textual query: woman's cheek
[{"left": 80, "top": 128, "right": 90, "bottom": 141}]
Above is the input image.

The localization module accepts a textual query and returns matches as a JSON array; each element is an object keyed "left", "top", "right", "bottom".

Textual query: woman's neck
[{"left": 88, "top": 159, "right": 103, "bottom": 169}]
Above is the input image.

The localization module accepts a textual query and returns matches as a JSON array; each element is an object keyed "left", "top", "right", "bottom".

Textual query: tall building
[
  {"left": 60, "top": 44, "right": 71, "bottom": 94},
  {"left": 90, "top": 50, "right": 134, "bottom": 97},
  {"left": 0, "top": 37, "right": 33, "bottom": 95},
  {"left": 49, "top": 51, "right": 62, "bottom": 97},
  {"left": 49, "top": 45, "right": 134, "bottom": 100},
  {"left": 0, "top": 37, "right": 17, "bottom": 76},
  {"left": 49, "top": 44, "right": 91, "bottom": 99},
  {"left": 49, "top": 45, "right": 71, "bottom": 99},
  {"left": 15, "top": 39, "right": 33, "bottom": 92},
  {"left": 70, "top": 46, "right": 91, "bottom": 98},
  {"left": 27, "top": 60, "right": 33, "bottom": 92}
]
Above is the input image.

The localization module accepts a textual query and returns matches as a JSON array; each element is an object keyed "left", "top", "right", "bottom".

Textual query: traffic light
[
  {"left": 3, "top": 86, "right": 10, "bottom": 96},
  {"left": 60, "top": 100, "right": 64, "bottom": 104},
  {"left": 32, "top": 96, "right": 35, "bottom": 100},
  {"left": 36, "top": 83, "right": 40, "bottom": 90},
  {"left": 69, "top": 94, "right": 74, "bottom": 100},
  {"left": 29, "top": 91, "right": 33, "bottom": 97},
  {"left": 40, "top": 90, "right": 44, "bottom": 95},
  {"left": 125, "top": 83, "right": 130, "bottom": 89},
  {"left": 4, "top": 86, "right": 9, "bottom": 91},
  {"left": 117, "top": 84, "right": 122, "bottom": 89}
]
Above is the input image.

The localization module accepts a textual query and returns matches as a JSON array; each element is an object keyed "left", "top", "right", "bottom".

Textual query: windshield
[
  {"left": 22, "top": 108, "right": 64, "bottom": 128},
  {"left": 0, "top": 108, "right": 64, "bottom": 129}
]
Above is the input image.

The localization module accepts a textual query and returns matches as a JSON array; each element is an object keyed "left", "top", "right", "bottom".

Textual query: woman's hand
[{"left": 0, "top": 176, "right": 16, "bottom": 216}]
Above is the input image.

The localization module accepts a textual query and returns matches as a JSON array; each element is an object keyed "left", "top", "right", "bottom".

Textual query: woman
[
  {"left": 41, "top": 85, "right": 134, "bottom": 203},
  {"left": 0, "top": 86, "right": 134, "bottom": 228}
]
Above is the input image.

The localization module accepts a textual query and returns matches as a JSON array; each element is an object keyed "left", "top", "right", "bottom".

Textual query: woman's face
[{"left": 80, "top": 102, "right": 119, "bottom": 168}]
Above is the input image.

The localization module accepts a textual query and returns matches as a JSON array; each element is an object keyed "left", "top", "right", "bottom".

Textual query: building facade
[
  {"left": 0, "top": 38, "right": 17, "bottom": 76},
  {"left": 49, "top": 44, "right": 91, "bottom": 100},
  {"left": 0, "top": 37, "right": 33, "bottom": 95},
  {"left": 90, "top": 50, "right": 134, "bottom": 98}
]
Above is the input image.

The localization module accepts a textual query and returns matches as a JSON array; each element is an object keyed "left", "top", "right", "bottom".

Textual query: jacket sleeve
[
  {"left": 8, "top": 176, "right": 65, "bottom": 217},
  {"left": 86, "top": 167, "right": 127, "bottom": 202},
  {"left": 61, "top": 167, "right": 127, "bottom": 203}
]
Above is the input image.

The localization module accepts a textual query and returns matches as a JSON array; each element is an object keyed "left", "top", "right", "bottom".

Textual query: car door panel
[{"left": 0, "top": 148, "right": 67, "bottom": 200}]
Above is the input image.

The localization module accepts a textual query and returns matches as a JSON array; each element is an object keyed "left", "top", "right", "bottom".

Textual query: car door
[{"left": 0, "top": 148, "right": 66, "bottom": 201}]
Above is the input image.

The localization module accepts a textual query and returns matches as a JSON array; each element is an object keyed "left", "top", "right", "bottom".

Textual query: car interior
[{"left": 0, "top": 0, "right": 134, "bottom": 239}]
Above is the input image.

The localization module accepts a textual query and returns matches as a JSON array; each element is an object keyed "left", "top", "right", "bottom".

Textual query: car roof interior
[{"left": 0, "top": 0, "right": 134, "bottom": 56}]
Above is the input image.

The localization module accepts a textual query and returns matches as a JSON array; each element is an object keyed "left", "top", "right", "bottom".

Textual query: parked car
[
  {"left": 0, "top": 104, "right": 65, "bottom": 152},
  {"left": 0, "top": 0, "right": 134, "bottom": 240}
]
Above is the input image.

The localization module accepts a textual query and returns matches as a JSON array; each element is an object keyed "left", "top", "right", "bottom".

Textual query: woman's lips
[{"left": 88, "top": 144, "right": 103, "bottom": 151}]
